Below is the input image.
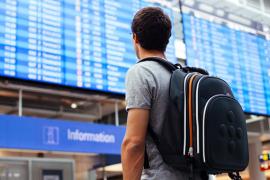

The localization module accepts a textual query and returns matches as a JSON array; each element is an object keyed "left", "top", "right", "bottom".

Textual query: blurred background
[{"left": 0, "top": 0, "right": 269, "bottom": 179}]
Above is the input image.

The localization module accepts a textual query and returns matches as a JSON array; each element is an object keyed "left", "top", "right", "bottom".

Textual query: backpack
[{"left": 139, "top": 57, "right": 249, "bottom": 180}]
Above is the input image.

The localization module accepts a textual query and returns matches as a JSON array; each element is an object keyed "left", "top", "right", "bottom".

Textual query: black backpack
[{"left": 139, "top": 57, "right": 249, "bottom": 180}]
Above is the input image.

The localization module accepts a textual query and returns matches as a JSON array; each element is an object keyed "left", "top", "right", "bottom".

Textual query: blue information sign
[
  {"left": 0, "top": 0, "right": 176, "bottom": 94},
  {"left": 0, "top": 114, "right": 125, "bottom": 155}
]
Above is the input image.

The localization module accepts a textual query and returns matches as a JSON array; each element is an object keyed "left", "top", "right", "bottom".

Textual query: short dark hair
[{"left": 131, "top": 7, "right": 172, "bottom": 52}]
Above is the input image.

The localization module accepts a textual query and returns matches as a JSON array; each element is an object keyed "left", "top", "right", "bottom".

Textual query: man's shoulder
[
  {"left": 126, "top": 61, "right": 157, "bottom": 77},
  {"left": 129, "top": 60, "right": 157, "bottom": 69},
  {"left": 127, "top": 60, "right": 167, "bottom": 75}
]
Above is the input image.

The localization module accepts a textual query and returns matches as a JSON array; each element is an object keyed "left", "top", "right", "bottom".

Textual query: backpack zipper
[
  {"left": 183, "top": 73, "right": 193, "bottom": 155},
  {"left": 188, "top": 74, "right": 198, "bottom": 157}
]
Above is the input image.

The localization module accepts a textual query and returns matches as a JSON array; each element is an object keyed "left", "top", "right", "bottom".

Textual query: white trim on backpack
[
  {"left": 195, "top": 76, "right": 207, "bottom": 154},
  {"left": 202, "top": 94, "right": 223, "bottom": 162}
]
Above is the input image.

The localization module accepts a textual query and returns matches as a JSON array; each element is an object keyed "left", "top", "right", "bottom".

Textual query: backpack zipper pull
[{"left": 188, "top": 147, "right": 193, "bottom": 157}]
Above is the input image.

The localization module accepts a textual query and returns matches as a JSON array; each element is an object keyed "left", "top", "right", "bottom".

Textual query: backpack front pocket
[{"left": 202, "top": 95, "right": 249, "bottom": 172}]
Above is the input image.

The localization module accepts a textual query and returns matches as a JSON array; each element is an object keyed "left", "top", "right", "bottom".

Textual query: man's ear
[{"left": 133, "top": 33, "right": 139, "bottom": 43}]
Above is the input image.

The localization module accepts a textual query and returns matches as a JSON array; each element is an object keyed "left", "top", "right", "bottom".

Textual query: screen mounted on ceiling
[
  {"left": 0, "top": 0, "right": 176, "bottom": 94},
  {"left": 181, "top": 2, "right": 270, "bottom": 115}
]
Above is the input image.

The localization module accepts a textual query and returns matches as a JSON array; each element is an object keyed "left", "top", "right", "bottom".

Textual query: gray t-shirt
[{"left": 125, "top": 60, "right": 201, "bottom": 180}]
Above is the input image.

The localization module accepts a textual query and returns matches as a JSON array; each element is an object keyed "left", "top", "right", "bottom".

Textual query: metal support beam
[
  {"left": 18, "top": 89, "right": 23, "bottom": 116},
  {"left": 103, "top": 171, "right": 107, "bottom": 180},
  {"left": 260, "top": 119, "right": 265, "bottom": 134},
  {"left": 29, "top": 160, "right": 32, "bottom": 180},
  {"left": 249, "top": 141, "right": 266, "bottom": 180},
  {"left": 98, "top": 103, "right": 102, "bottom": 119},
  {"left": 115, "top": 102, "right": 119, "bottom": 126},
  {"left": 269, "top": 118, "right": 270, "bottom": 132}
]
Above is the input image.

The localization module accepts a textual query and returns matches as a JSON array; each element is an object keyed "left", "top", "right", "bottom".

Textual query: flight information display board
[
  {"left": 182, "top": 6, "right": 270, "bottom": 115},
  {"left": 0, "top": 0, "right": 176, "bottom": 94}
]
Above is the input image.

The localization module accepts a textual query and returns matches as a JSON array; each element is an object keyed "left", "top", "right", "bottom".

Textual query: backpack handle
[{"left": 182, "top": 66, "right": 209, "bottom": 75}]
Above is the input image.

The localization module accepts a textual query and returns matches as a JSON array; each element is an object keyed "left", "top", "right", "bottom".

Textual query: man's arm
[{"left": 121, "top": 108, "right": 149, "bottom": 180}]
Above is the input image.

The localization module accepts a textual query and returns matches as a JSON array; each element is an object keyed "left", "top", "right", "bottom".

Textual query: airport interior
[{"left": 0, "top": 0, "right": 270, "bottom": 179}]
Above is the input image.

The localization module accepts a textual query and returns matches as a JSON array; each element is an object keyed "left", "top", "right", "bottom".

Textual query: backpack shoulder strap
[
  {"left": 138, "top": 57, "right": 178, "bottom": 72},
  {"left": 138, "top": 57, "right": 209, "bottom": 75}
]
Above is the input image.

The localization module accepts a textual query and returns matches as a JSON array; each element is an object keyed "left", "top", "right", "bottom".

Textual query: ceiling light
[{"left": 71, "top": 103, "right": 78, "bottom": 109}]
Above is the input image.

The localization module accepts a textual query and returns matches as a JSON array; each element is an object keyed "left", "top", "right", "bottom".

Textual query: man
[{"left": 121, "top": 7, "right": 202, "bottom": 180}]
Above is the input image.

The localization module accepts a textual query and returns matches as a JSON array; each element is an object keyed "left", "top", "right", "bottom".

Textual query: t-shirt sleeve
[{"left": 125, "top": 65, "right": 154, "bottom": 111}]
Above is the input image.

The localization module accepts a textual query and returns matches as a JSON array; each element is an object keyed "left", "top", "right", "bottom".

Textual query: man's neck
[{"left": 139, "top": 50, "right": 166, "bottom": 60}]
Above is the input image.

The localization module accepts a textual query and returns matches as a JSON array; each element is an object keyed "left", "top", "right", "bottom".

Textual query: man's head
[{"left": 131, "top": 7, "right": 172, "bottom": 59}]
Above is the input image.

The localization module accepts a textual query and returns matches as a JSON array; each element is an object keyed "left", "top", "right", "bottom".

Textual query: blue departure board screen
[
  {"left": 0, "top": 0, "right": 176, "bottom": 94},
  {"left": 182, "top": 6, "right": 270, "bottom": 115}
]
